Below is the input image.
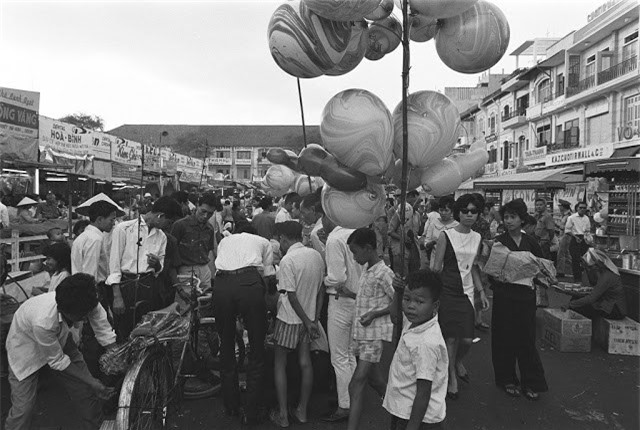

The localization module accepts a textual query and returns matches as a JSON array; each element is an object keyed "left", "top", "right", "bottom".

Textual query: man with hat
[
  {"left": 533, "top": 198, "right": 555, "bottom": 259},
  {"left": 16, "top": 197, "right": 41, "bottom": 224},
  {"left": 555, "top": 199, "right": 573, "bottom": 277}
]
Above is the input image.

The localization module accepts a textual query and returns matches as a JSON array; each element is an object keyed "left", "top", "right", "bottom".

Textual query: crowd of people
[{"left": 0, "top": 184, "right": 630, "bottom": 430}]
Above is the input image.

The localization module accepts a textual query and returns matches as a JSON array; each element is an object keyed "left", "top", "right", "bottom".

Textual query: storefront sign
[
  {"left": 523, "top": 146, "right": 547, "bottom": 165},
  {"left": 503, "top": 189, "right": 536, "bottom": 211},
  {"left": 545, "top": 143, "right": 614, "bottom": 167},
  {"left": 160, "top": 149, "right": 177, "bottom": 175},
  {"left": 617, "top": 125, "right": 640, "bottom": 141},
  {"left": 0, "top": 87, "right": 39, "bottom": 162},
  {"left": 111, "top": 137, "right": 142, "bottom": 166},
  {"left": 39, "top": 116, "right": 92, "bottom": 160},
  {"left": 588, "top": 0, "right": 621, "bottom": 22},
  {"left": 553, "top": 183, "right": 587, "bottom": 212},
  {"left": 90, "top": 132, "right": 115, "bottom": 160},
  {"left": 499, "top": 168, "right": 517, "bottom": 176},
  {"left": 143, "top": 145, "right": 162, "bottom": 173}
]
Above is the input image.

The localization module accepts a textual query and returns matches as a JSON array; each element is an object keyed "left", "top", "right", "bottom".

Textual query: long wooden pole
[{"left": 297, "top": 78, "right": 314, "bottom": 191}]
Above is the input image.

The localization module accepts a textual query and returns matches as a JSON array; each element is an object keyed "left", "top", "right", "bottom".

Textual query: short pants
[{"left": 273, "top": 319, "right": 309, "bottom": 350}]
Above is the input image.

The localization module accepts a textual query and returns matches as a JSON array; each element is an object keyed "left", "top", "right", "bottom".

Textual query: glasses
[{"left": 460, "top": 208, "right": 479, "bottom": 215}]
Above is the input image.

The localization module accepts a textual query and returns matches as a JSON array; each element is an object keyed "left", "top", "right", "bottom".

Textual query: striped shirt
[{"left": 353, "top": 260, "right": 395, "bottom": 342}]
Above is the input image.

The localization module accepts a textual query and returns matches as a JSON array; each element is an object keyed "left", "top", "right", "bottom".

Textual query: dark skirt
[{"left": 438, "top": 294, "right": 475, "bottom": 339}]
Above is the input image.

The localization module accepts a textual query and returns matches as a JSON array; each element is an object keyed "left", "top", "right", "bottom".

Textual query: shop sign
[
  {"left": 143, "top": 145, "right": 162, "bottom": 173},
  {"left": 587, "top": 0, "right": 621, "bottom": 22},
  {"left": 485, "top": 162, "right": 498, "bottom": 174},
  {"left": 111, "top": 137, "right": 142, "bottom": 166},
  {"left": 502, "top": 189, "right": 536, "bottom": 211},
  {"left": 617, "top": 125, "right": 640, "bottom": 141},
  {"left": 90, "top": 132, "right": 115, "bottom": 160},
  {"left": 523, "top": 146, "right": 547, "bottom": 165},
  {"left": 39, "top": 116, "right": 92, "bottom": 160},
  {"left": 0, "top": 87, "right": 40, "bottom": 162},
  {"left": 499, "top": 168, "right": 517, "bottom": 176},
  {"left": 545, "top": 143, "right": 614, "bottom": 167},
  {"left": 553, "top": 183, "right": 587, "bottom": 212},
  {"left": 161, "top": 149, "right": 177, "bottom": 175},
  {"left": 206, "top": 157, "right": 232, "bottom": 165}
]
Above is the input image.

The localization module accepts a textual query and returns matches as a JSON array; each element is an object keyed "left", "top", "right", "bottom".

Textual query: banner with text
[
  {"left": 111, "top": 137, "right": 142, "bottom": 166},
  {"left": 502, "top": 189, "right": 537, "bottom": 212},
  {"left": 39, "top": 116, "right": 93, "bottom": 160},
  {"left": 161, "top": 149, "right": 178, "bottom": 176},
  {"left": 546, "top": 143, "right": 614, "bottom": 167},
  {"left": 0, "top": 87, "right": 40, "bottom": 162},
  {"left": 553, "top": 183, "right": 587, "bottom": 213},
  {"left": 89, "top": 132, "right": 116, "bottom": 160}
]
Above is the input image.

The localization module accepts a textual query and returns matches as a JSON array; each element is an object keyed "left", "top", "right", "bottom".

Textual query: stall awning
[
  {"left": 585, "top": 157, "right": 640, "bottom": 176},
  {"left": 474, "top": 167, "right": 583, "bottom": 190},
  {"left": 611, "top": 146, "right": 640, "bottom": 158}
]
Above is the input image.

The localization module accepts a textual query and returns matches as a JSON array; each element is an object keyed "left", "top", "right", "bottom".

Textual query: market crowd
[{"left": 0, "top": 185, "right": 629, "bottom": 430}]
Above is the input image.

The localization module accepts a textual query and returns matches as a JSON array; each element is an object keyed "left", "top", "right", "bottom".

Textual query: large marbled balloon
[
  {"left": 410, "top": 13, "right": 438, "bottom": 42},
  {"left": 321, "top": 89, "right": 394, "bottom": 176},
  {"left": 409, "top": 0, "right": 477, "bottom": 18},
  {"left": 435, "top": 0, "right": 510, "bottom": 74},
  {"left": 390, "top": 159, "right": 424, "bottom": 190},
  {"left": 419, "top": 158, "right": 464, "bottom": 196},
  {"left": 451, "top": 149, "right": 489, "bottom": 180},
  {"left": 294, "top": 175, "right": 324, "bottom": 196},
  {"left": 321, "top": 182, "right": 386, "bottom": 229},
  {"left": 326, "top": 20, "right": 369, "bottom": 76},
  {"left": 392, "top": 90, "right": 460, "bottom": 168},
  {"left": 264, "top": 164, "right": 297, "bottom": 193},
  {"left": 365, "top": 0, "right": 394, "bottom": 20},
  {"left": 305, "top": 0, "right": 380, "bottom": 22},
  {"left": 268, "top": 1, "right": 354, "bottom": 78},
  {"left": 365, "top": 14, "right": 402, "bottom": 61}
]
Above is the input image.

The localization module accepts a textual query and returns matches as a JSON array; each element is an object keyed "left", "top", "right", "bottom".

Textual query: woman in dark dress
[{"left": 490, "top": 199, "right": 548, "bottom": 401}]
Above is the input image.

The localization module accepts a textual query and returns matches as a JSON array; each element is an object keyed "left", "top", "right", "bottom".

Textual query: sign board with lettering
[
  {"left": 39, "top": 116, "right": 92, "bottom": 159},
  {"left": 588, "top": 0, "right": 621, "bottom": 22},
  {"left": 143, "top": 145, "right": 162, "bottom": 173},
  {"left": 0, "top": 87, "right": 40, "bottom": 162},
  {"left": 111, "top": 137, "right": 142, "bottom": 166},
  {"left": 553, "top": 183, "right": 587, "bottom": 213},
  {"left": 89, "top": 132, "right": 115, "bottom": 160},
  {"left": 545, "top": 143, "right": 614, "bottom": 167},
  {"left": 502, "top": 189, "right": 537, "bottom": 212},
  {"left": 523, "top": 146, "right": 547, "bottom": 165},
  {"left": 617, "top": 126, "right": 640, "bottom": 142}
]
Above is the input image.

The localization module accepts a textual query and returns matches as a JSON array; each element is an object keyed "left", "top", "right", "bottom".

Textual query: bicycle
[{"left": 113, "top": 275, "right": 221, "bottom": 430}]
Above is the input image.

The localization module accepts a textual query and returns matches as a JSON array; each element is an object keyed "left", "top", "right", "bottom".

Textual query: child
[
  {"left": 346, "top": 228, "right": 396, "bottom": 430},
  {"left": 384, "top": 270, "right": 448, "bottom": 430},
  {"left": 270, "top": 221, "right": 325, "bottom": 428}
]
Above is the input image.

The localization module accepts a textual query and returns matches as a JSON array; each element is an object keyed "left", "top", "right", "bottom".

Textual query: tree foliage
[
  {"left": 58, "top": 113, "right": 105, "bottom": 131},
  {"left": 172, "top": 132, "right": 209, "bottom": 158}
]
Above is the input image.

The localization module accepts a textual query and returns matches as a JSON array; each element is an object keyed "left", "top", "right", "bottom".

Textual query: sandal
[
  {"left": 269, "top": 410, "right": 290, "bottom": 428},
  {"left": 523, "top": 388, "right": 539, "bottom": 401},
  {"left": 504, "top": 384, "right": 521, "bottom": 398}
]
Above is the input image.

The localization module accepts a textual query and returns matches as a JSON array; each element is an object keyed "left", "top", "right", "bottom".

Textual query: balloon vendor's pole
[
  {"left": 297, "top": 78, "right": 314, "bottom": 191},
  {"left": 395, "top": 0, "right": 411, "bottom": 347}
]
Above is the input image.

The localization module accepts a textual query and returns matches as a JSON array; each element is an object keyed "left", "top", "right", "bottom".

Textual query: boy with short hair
[
  {"left": 384, "top": 270, "right": 448, "bottom": 430},
  {"left": 270, "top": 221, "right": 325, "bottom": 428},
  {"left": 346, "top": 228, "right": 396, "bottom": 430}
]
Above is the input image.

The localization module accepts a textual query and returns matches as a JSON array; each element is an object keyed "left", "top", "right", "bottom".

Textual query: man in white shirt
[
  {"left": 213, "top": 221, "right": 275, "bottom": 425},
  {"left": 299, "top": 192, "right": 325, "bottom": 259},
  {"left": 107, "top": 196, "right": 182, "bottom": 341},
  {"left": 275, "top": 192, "right": 301, "bottom": 223},
  {"left": 564, "top": 202, "right": 591, "bottom": 281},
  {"left": 322, "top": 220, "right": 364, "bottom": 422},
  {"left": 5, "top": 274, "right": 116, "bottom": 430}
]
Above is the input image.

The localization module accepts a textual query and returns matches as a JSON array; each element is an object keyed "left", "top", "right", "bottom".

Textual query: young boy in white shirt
[
  {"left": 384, "top": 270, "right": 449, "bottom": 430},
  {"left": 346, "top": 227, "right": 396, "bottom": 430}
]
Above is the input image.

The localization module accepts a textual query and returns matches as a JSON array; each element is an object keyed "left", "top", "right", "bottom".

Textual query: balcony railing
[
  {"left": 501, "top": 108, "right": 527, "bottom": 122},
  {"left": 547, "top": 141, "right": 580, "bottom": 154},
  {"left": 598, "top": 56, "right": 638, "bottom": 85},
  {"left": 566, "top": 74, "right": 596, "bottom": 97}
]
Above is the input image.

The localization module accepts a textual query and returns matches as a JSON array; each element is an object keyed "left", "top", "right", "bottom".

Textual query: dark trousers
[
  {"left": 491, "top": 292, "right": 548, "bottom": 392},
  {"left": 213, "top": 270, "right": 267, "bottom": 419},
  {"left": 569, "top": 236, "right": 589, "bottom": 281},
  {"left": 110, "top": 273, "right": 163, "bottom": 343}
]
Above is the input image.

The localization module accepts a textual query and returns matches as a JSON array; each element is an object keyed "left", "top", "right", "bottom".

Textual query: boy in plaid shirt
[{"left": 346, "top": 228, "right": 396, "bottom": 430}]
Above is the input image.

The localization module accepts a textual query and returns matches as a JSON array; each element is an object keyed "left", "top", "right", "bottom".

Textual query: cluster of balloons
[
  {"left": 268, "top": 0, "right": 510, "bottom": 77},
  {"left": 261, "top": 88, "right": 488, "bottom": 228}
]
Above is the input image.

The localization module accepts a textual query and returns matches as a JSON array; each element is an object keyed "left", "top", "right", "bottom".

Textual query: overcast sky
[{"left": 0, "top": 0, "right": 606, "bottom": 130}]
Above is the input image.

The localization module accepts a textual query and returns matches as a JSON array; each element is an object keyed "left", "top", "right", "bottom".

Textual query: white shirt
[
  {"left": 253, "top": 207, "right": 264, "bottom": 217},
  {"left": 324, "top": 227, "right": 363, "bottom": 296},
  {"left": 309, "top": 218, "right": 325, "bottom": 261},
  {"left": 71, "top": 225, "right": 109, "bottom": 283},
  {"left": 6, "top": 292, "right": 116, "bottom": 381},
  {"left": 48, "top": 270, "right": 70, "bottom": 292},
  {"left": 383, "top": 316, "right": 448, "bottom": 424},
  {"left": 277, "top": 242, "right": 324, "bottom": 324},
  {"left": 275, "top": 207, "right": 292, "bottom": 224},
  {"left": 565, "top": 213, "right": 591, "bottom": 236},
  {"left": 215, "top": 233, "right": 275, "bottom": 276},
  {"left": 0, "top": 201, "right": 9, "bottom": 228},
  {"left": 107, "top": 217, "right": 167, "bottom": 285}
]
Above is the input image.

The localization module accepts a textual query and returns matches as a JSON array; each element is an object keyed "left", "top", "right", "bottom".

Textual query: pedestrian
[
  {"left": 232, "top": 200, "right": 247, "bottom": 223},
  {"left": 346, "top": 228, "right": 395, "bottom": 430},
  {"left": 275, "top": 192, "right": 301, "bottom": 223},
  {"left": 32, "top": 243, "right": 72, "bottom": 295},
  {"left": 565, "top": 202, "right": 591, "bottom": 281},
  {"left": 470, "top": 193, "right": 492, "bottom": 332},
  {"left": 269, "top": 221, "right": 325, "bottom": 428},
  {"left": 322, "top": 221, "right": 363, "bottom": 422},
  {"left": 388, "top": 203, "right": 420, "bottom": 274},
  {"left": 422, "top": 196, "right": 458, "bottom": 270},
  {"left": 555, "top": 200, "right": 573, "bottom": 277},
  {"left": 213, "top": 221, "right": 275, "bottom": 425},
  {"left": 299, "top": 190, "right": 325, "bottom": 259},
  {"left": 431, "top": 194, "right": 488, "bottom": 400},
  {"left": 251, "top": 196, "right": 277, "bottom": 240},
  {"left": 384, "top": 270, "right": 448, "bottom": 430},
  {"left": 533, "top": 198, "right": 555, "bottom": 259},
  {"left": 4, "top": 274, "right": 116, "bottom": 430},
  {"left": 171, "top": 193, "right": 218, "bottom": 308},
  {"left": 106, "top": 196, "right": 182, "bottom": 341},
  {"left": 490, "top": 199, "right": 548, "bottom": 401},
  {"left": 35, "top": 192, "right": 62, "bottom": 220}
]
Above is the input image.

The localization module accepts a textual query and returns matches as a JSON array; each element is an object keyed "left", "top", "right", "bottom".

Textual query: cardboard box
[
  {"left": 540, "top": 309, "right": 592, "bottom": 352},
  {"left": 594, "top": 317, "right": 640, "bottom": 356}
]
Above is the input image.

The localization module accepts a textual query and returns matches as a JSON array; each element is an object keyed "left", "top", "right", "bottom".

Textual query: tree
[
  {"left": 58, "top": 113, "right": 105, "bottom": 131},
  {"left": 172, "top": 131, "right": 209, "bottom": 158}
]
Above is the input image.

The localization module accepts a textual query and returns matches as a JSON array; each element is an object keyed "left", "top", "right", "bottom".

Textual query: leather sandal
[{"left": 504, "top": 384, "right": 521, "bottom": 397}]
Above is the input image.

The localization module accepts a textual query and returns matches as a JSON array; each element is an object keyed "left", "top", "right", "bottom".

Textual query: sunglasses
[{"left": 460, "top": 208, "right": 479, "bottom": 215}]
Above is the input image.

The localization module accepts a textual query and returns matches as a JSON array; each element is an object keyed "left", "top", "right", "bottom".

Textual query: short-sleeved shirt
[
  {"left": 353, "top": 261, "right": 395, "bottom": 341},
  {"left": 534, "top": 211, "right": 555, "bottom": 241},
  {"left": 171, "top": 215, "right": 216, "bottom": 266},
  {"left": 565, "top": 213, "right": 591, "bottom": 236},
  {"left": 277, "top": 243, "right": 325, "bottom": 324},
  {"left": 252, "top": 211, "right": 277, "bottom": 240},
  {"left": 383, "top": 316, "right": 448, "bottom": 424}
]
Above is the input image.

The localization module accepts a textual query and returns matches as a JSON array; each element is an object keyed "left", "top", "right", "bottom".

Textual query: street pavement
[{"left": 1, "top": 288, "right": 638, "bottom": 430}]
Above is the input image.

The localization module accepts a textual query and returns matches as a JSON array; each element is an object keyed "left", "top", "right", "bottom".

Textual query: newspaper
[{"left": 481, "top": 242, "right": 557, "bottom": 287}]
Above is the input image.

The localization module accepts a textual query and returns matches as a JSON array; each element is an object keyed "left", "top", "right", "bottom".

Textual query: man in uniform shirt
[
  {"left": 534, "top": 198, "right": 555, "bottom": 259},
  {"left": 106, "top": 196, "right": 182, "bottom": 341},
  {"left": 214, "top": 221, "right": 275, "bottom": 425},
  {"left": 565, "top": 202, "right": 591, "bottom": 281},
  {"left": 275, "top": 192, "right": 301, "bottom": 223}
]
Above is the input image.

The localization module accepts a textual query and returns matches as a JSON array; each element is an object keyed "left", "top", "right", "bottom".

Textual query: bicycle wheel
[
  {"left": 183, "top": 318, "right": 221, "bottom": 400},
  {"left": 117, "top": 345, "right": 174, "bottom": 430}
]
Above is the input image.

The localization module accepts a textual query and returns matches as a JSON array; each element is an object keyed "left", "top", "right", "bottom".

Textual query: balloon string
[{"left": 297, "top": 78, "right": 314, "bottom": 191}]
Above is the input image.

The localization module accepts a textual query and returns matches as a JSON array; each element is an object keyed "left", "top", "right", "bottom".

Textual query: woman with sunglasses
[
  {"left": 490, "top": 199, "right": 548, "bottom": 401},
  {"left": 432, "top": 194, "right": 489, "bottom": 400}
]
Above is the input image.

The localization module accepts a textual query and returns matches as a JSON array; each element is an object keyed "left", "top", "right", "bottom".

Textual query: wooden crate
[
  {"left": 541, "top": 326, "right": 591, "bottom": 352},
  {"left": 594, "top": 317, "right": 640, "bottom": 356},
  {"left": 540, "top": 308, "right": 592, "bottom": 337}
]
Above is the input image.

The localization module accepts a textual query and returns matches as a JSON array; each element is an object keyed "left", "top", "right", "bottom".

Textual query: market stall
[{"left": 585, "top": 157, "right": 640, "bottom": 321}]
